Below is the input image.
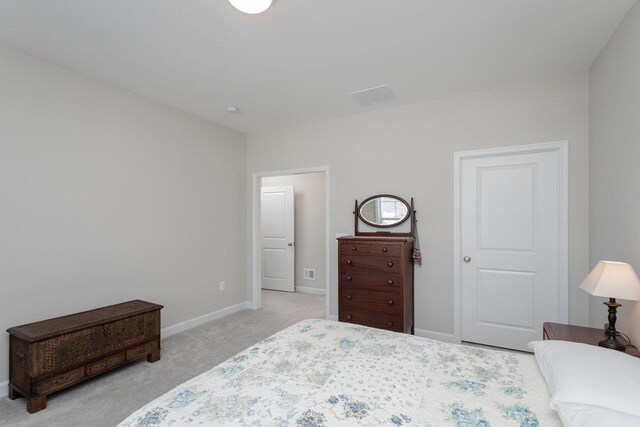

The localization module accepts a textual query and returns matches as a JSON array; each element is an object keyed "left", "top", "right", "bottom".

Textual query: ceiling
[{"left": 0, "top": 0, "right": 635, "bottom": 133}]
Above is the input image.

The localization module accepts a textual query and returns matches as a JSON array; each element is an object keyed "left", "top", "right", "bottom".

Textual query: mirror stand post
[
  {"left": 410, "top": 197, "right": 415, "bottom": 236},
  {"left": 354, "top": 199, "right": 359, "bottom": 235}
]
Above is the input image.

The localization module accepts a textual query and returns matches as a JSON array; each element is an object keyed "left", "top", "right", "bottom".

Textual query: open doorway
[{"left": 252, "top": 167, "right": 329, "bottom": 320}]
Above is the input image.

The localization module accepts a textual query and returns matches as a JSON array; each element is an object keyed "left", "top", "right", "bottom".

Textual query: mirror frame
[{"left": 357, "top": 194, "right": 412, "bottom": 229}]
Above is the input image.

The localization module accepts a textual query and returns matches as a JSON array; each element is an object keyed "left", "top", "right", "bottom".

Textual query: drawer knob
[
  {"left": 15, "top": 352, "right": 25, "bottom": 360},
  {"left": 352, "top": 246, "right": 357, "bottom": 251},
  {"left": 347, "top": 275, "right": 352, "bottom": 281},
  {"left": 346, "top": 295, "right": 352, "bottom": 300},
  {"left": 387, "top": 321, "right": 393, "bottom": 327},
  {"left": 346, "top": 314, "right": 352, "bottom": 320},
  {"left": 382, "top": 247, "right": 388, "bottom": 252},
  {"left": 388, "top": 300, "right": 394, "bottom": 305},
  {"left": 346, "top": 259, "right": 352, "bottom": 265},
  {"left": 387, "top": 280, "right": 394, "bottom": 286},
  {"left": 387, "top": 262, "right": 394, "bottom": 267}
]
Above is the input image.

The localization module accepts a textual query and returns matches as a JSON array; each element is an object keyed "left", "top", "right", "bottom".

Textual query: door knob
[
  {"left": 463, "top": 256, "right": 471, "bottom": 263},
  {"left": 288, "top": 242, "right": 293, "bottom": 247}
]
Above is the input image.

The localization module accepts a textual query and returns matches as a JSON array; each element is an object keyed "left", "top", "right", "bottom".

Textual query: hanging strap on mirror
[{"left": 412, "top": 215, "right": 422, "bottom": 265}]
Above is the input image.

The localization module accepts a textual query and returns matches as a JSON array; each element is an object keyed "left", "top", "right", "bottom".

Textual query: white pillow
[
  {"left": 555, "top": 402, "right": 640, "bottom": 427},
  {"left": 529, "top": 340, "right": 640, "bottom": 417}
]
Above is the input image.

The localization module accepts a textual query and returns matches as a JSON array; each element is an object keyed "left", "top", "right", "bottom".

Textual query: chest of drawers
[
  {"left": 6, "top": 300, "right": 163, "bottom": 413},
  {"left": 337, "top": 236, "right": 414, "bottom": 334}
]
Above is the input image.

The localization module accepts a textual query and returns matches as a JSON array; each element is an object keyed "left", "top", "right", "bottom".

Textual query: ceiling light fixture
[
  {"left": 228, "top": 0, "right": 273, "bottom": 14},
  {"left": 226, "top": 105, "right": 240, "bottom": 114}
]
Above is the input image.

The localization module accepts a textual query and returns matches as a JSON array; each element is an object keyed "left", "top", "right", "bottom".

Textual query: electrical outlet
[{"left": 219, "top": 281, "right": 226, "bottom": 291}]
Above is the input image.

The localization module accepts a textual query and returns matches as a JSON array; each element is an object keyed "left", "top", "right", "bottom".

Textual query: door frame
[
  {"left": 251, "top": 166, "right": 331, "bottom": 320},
  {"left": 453, "top": 141, "right": 568, "bottom": 344}
]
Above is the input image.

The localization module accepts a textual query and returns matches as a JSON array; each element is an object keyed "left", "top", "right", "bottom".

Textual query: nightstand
[{"left": 543, "top": 322, "right": 640, "bottom": 358}]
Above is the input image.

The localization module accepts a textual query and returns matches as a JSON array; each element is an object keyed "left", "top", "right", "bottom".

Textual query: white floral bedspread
[{"left": 119, "top": 319, "right": 560, "bottom": 426}]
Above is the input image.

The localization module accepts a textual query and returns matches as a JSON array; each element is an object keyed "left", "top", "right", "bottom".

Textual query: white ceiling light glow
[{"left": 228, "top": 0, "right": 273, "bottom": 14}]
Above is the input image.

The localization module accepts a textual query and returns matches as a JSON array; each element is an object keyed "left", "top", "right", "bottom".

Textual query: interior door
[
  {"left": 460, "top": 148, "right": 562, "bottom": 351},
  {"left": 261, "top": 185, "right": 295, "bottom": 292}
]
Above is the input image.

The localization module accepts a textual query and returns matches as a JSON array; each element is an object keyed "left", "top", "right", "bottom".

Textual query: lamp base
[
  {"left": 598, "top": 335, "right": 627, "bottom": 351},
  {"left": 599, "top": 298, "right": 626, "bottom": 351}
]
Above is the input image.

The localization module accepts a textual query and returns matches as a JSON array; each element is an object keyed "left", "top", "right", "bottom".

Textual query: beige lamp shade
[{"left": 580, "top": 261, "right": 640, "bottom": 301}]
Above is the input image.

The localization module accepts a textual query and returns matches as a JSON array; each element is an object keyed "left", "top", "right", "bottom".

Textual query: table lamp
[{"left": 579, "top": 261, "right": 640, "bottom": 351}]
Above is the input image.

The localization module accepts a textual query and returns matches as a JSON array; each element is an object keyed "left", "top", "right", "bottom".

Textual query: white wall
[
  {"left": 248, "top": 74, "right": 591, "bottom": 336},
  {"left": 589, "top": 3, "right": 640, "bottom": 345},
  {"left": 262, "top": 173, "right": 326, "bottom": 292},
  {"left": 0, "top": 46, "right": 247, "bottom": 384}
]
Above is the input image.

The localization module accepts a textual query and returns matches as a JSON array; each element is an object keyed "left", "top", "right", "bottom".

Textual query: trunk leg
[
  {"left": 147, "top": 349, "right": 160, "bottom": 363},
  {"left": 27, "top": 395, "right": 46, "bottom": 414}
]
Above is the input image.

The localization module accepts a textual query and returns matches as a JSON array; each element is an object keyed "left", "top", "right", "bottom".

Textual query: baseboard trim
[
  {"left": 414, "top": 328, "right": 458, "bottom": 343},
  {"left": 162, "top": 301, "right": 251, "bottom": 338},
  {"left": 0, "top": 380, "right": 8, "bottom": 398},
  {"left": 326, "top": 314, "right": 338, "bottom": 321},
  {"left": 295, "top": 286, "right": 326, "bottom": 296}
]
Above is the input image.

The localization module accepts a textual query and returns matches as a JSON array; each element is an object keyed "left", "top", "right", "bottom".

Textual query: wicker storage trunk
[{"left": 6, "top": 300, "right": 163, "bottom": 413}]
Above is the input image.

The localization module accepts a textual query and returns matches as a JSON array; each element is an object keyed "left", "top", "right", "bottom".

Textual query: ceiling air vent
[{"left": 350, "top": 85, "right": 397, "bottom": 106}]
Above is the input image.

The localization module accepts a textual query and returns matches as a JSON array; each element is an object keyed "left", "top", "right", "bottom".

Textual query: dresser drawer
[
  {"left": 339, "top": 255, "right": 401, "bottom": 274},
  {"left": 36, "top": 368, "right": 84, "bottom": 395},
  {"left": 30, "top": 312, "right": 160, "bottom": 377},
  {"left": 339, "top": 242, "right": 402, "bottom": 258},
  {"left": 86, "top": 353, "right": 125, "bottom": 377},
  {"left": 339, "top": 288, "right": 401, "bottom": 313},
  {"left": 340, "top": 271, "right": 401, "bottom": 290},
  {"left": 339, "top": 309, "right": 402, "bottom": 332}
]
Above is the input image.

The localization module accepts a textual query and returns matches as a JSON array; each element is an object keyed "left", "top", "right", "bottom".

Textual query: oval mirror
[{"left": 358, "top": 195, "right": 411, "bottom": 228}]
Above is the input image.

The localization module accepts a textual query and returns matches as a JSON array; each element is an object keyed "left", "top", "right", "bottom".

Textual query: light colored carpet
[{"left": 0, "top": 290, "right": 325, "bottom": 427}]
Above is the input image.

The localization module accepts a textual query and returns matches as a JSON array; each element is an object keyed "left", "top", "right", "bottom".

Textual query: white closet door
[
  {"left": 459, "top": 147, "right": 564, "bottom": 351},
  {"left": 261, "top": 186, "right": 295, "bottom": 292}
]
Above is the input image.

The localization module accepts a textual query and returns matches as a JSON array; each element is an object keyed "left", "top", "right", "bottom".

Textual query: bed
[{"left": 119, "top": 319, "right": 560, "bottom": 426}]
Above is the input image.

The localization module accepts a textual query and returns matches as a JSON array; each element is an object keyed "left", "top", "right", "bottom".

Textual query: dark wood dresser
[
  {"left": 338, "top": 236, "right": 414, "bottom": 334},
  {"left": 7, "top": 300, "right": 163, "bottom": 413}
]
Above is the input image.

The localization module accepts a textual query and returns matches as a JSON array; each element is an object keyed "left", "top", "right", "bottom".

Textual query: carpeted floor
[{"left": 0, "top": 290, "right": 325, "bottom": 427}]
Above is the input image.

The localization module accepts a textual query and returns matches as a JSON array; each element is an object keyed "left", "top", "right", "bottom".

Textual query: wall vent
[
  {"left": 304, "top": 269, "right": 316, "bottom": 280},
  {"left": 350, "top": 85, "right": 396, "bottom": 106}
]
